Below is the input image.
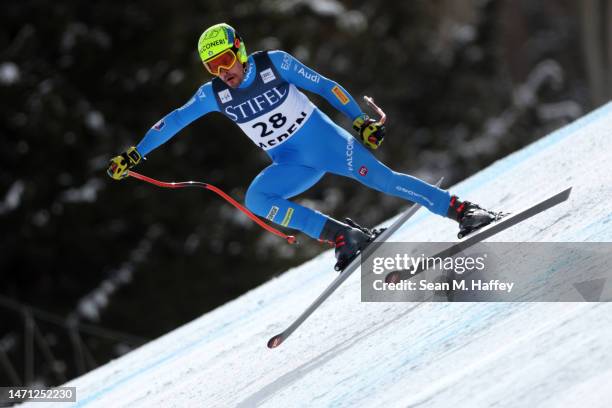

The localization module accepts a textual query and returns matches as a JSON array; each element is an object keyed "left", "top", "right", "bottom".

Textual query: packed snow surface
[{"left": 26, "top": 102, "right": 612, "bottom": 407}]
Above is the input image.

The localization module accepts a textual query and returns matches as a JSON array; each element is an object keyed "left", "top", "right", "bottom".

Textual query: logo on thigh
[
  {"left": 266, "top": 206, "right": 279, "bottom": 221},
  {"left": 281, "top": 207, "right": 294, "bottom": 227},
  {"left": 359, "top": 165, "right": 368, "bottom": 176},
  {"left": 346, "top": 138, "right": 354, "bottom": 172}
]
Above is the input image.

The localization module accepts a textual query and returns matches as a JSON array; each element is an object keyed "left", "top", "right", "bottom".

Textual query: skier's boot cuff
[
  {"left": 320, "top": 218, "right": 373, "bottom": 271},
  {"left": 446, "top": 195, "right": 465, "bottom": 222},
  {"left": 448, "top": 196, "right": 499, "bottom": 237}
]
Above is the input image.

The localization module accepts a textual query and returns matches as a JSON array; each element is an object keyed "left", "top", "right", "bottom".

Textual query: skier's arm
[
  {"left": 136, "top": 83, "right": 219, "bottom": 156},
  {"left": 268, "top": 50, "right": 362, "bottom": 122},
  {"left": 269, "top": 50, "right": 385, "bottom": 149},
  {"left": 107, "top": 83, "right": 218, "bottom": 180}
]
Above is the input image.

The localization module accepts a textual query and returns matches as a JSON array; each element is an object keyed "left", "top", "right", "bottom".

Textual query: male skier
[{"left": 108, "top": 23, "right": 500, "bottom": 271}]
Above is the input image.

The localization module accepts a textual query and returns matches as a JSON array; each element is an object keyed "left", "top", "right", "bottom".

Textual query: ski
[
  {"left": 385, "top": 186, "right": 572, "bottom": 284},
  {"left": 267, "top": 178, "right": 443, "bottom": 348}
]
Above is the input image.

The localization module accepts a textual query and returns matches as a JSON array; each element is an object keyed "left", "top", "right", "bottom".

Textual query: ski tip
[
  {"left": 267, "top": 334, "right": 284, "bottom": 349},
  {"left": 385, "top": 271, "right": 401, "bottom": 284},
  {"left": 561, "top": 186, "right": 572, "bottom": 199}
]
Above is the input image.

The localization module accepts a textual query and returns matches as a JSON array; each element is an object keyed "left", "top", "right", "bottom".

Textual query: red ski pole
[{"left": 127, "top": 170, "right": 297, "bottom": 245}]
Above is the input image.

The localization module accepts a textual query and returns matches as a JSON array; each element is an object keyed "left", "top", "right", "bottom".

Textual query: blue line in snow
[
  {"left": 395, "top": 102, "right": 612, "bottom": 236},
  {"left": 452, "top": 102, "right": 612, "bottom": 196}
]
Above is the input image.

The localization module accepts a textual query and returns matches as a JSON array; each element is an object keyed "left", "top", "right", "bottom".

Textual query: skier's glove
[
  {"left": 107, "top": 146, "right": 141, "bottom": 180},
  {"left": 352, "top": 114, "right": 385, "bottom": 149}
]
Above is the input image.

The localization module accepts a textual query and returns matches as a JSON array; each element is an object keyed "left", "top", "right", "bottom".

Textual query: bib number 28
[{"left": 252, "top": 113, "right": 288, "bottom": 137}]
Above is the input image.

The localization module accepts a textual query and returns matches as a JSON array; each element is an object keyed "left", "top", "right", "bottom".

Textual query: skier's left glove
[
  {"left": 107, "top": 146, "right": 142, "bottom": 180},
  {"left": 352, "top": 114, "right": 385, "bottom": 149}
]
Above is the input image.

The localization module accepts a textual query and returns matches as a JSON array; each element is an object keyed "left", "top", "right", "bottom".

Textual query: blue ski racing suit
[{"left": 136, "top": 50, "right": 451, "bottom": 239}]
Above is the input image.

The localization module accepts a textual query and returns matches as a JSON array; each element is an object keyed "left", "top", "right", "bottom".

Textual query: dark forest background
[{"left": 1, "top": 0, "right": 611, "bottom": 387}]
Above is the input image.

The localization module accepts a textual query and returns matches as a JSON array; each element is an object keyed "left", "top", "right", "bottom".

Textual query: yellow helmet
[{"left": 197, "top": 23, "right": 247, "bottom": 64}]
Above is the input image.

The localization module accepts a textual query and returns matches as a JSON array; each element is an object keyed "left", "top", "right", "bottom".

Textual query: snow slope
[{"left": 28, "top": 102, "right": 612, "bottom": 408}]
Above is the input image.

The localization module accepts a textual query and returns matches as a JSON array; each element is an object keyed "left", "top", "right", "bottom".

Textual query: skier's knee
[{"left": 245, "top": 188, "right": 272, "bottom": 217}]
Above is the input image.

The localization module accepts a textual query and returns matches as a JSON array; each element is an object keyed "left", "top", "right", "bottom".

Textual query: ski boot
[
  {"left": 319, "top": 218, "right": 378, "bottom": 271},
  {"left": 447, "top": 196, "right": 506, "bottom": 239}
]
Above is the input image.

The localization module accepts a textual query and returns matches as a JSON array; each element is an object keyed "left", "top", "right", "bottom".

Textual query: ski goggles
[{"left": 203, "top": 49, "right": 238, "bottom": 76}]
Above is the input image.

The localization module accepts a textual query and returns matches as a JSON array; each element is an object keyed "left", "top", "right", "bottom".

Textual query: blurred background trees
[{"left": 1, "top": 0, "right": 610, "bottom": 386}]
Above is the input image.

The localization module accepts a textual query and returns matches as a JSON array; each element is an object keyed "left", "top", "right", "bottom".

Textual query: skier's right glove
[
  {"left": 107, "top": 146, "right": 142, "bottom": 180},
  {"left": 352, "top": 114, "right": 385, "bottom": 149}
]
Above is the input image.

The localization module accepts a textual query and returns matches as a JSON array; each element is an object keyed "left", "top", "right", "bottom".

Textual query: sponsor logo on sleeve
[
  {"left": 266, "top": 206, "right": 279, "bottom": 221},
  {"left": 359, "top": 165, "right": 368, "bottom": 176},
  {"left": 218, "top": 89, "right": 233, "bottom": 104},
  {"left": 332, "top": 85, "right": 350, "bottom": 105},
  {"left": 281, "top": 53, "right": 292, "bottom": 70},
  {"left": 281, "top": 207, "right": 294, "bottom": 227},
  {"left": 196, "top": 87, "right": 207, "bottom": 99},
  {"left": 297, "top": 67, "right": 320, "bottom": 83},
  {"left": 152, "top": 119, "right": 165, "bottom": 131},
  {"left": 260, "top": 68, "right": 276, "bottom": 84}
]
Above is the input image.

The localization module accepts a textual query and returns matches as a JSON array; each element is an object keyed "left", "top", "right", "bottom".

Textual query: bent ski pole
[
  {"left": 127, "top": 170, "right": 297, "bottom": 245},
  {"left": 363, "top": 95, "right": 386, "bottom": 125}
]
